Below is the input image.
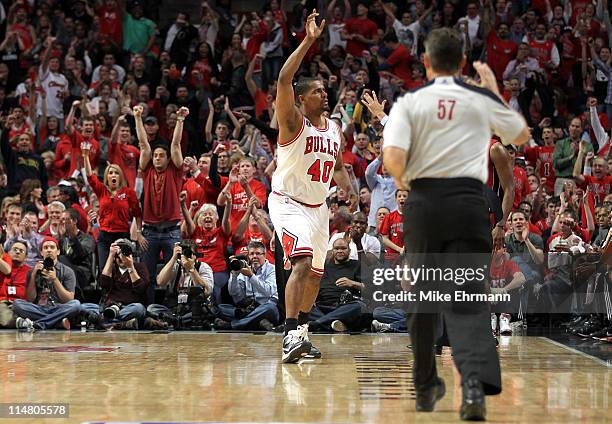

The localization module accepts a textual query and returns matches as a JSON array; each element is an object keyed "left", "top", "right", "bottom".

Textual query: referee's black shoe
[
  {"left": 460, "top": 379, "right": 486, "bottom": 421},
  {"left": 415, "top": 377, "right": 445, "bottom": 412}
]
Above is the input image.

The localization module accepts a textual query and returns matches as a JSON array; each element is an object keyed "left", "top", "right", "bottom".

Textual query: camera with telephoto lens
[
  {"left": 118, "top": 242, "right": 132, "bottom": 257},
  {"left": 229, "top": 254, "right": 249, "bottom": 271},
  {"left": 177, "top": 240, "right": 201, "bottom": 259},
  {"left": 103, "top": 303, "right": 122, "bottom": 320},
  {"left": 36, "top": 257, "right": 56, "bottom": 289},
  {"left": 43, "top": 257, "right": 54, "bottom": 270}
]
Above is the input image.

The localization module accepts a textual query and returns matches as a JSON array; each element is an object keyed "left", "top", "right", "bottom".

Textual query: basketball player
[
  {"left": 383, "top": 28, "right": 529, "bottom": 420},
  {"left": 269, "top": 10, "right": 357, "bottom": 363}
]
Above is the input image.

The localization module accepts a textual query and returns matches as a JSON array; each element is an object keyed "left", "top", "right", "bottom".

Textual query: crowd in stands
[{"left": 0, "top": 0, "right": 611, "bottom": 338}]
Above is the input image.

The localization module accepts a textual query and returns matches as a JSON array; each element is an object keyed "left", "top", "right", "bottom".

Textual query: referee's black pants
[{"left": 403, "top": 178, "right": 501, "bottom": 396}]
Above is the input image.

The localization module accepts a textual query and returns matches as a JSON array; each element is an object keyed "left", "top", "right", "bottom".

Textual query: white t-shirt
[
  {"left": 393, "top": 20, "right": 420, "bottom": 55},
  {"left": 383, "top": 76, "right": 525, "bottom": 187},
  {"left": 328, "top": 23, "right": 347, "bottom": 49},
  {"left": 328, "top": 232, "right": 381, "bottom": 260},
  {"left": 37, "top": 66, "right": 69, "bottom": 119}
]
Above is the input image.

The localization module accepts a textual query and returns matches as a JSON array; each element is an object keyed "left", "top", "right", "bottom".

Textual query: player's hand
[
  {"left": 305, "top": 9, "right": 325, "bottom": 40},
  {"left": 473, "top": 61, "right": 501, "bottom": 98},
  {"left": 491, "top": 225, "right": 504, "bottom": 251}
]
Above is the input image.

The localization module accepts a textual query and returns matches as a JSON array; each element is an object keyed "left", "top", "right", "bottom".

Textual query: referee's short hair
[{"left": 424, "top": 28, "right": 465, "bottom": 74}]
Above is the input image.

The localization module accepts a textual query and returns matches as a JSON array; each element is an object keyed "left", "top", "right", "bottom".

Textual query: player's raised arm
[{"left": 276, "top": 10, "right": 325, "bottom": 138}]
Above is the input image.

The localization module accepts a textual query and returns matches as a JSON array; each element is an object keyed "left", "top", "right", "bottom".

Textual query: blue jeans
[
  {"left": 81, "top": 302, "right": 146, "bottom": 325},
  {"left": 12, "top": 299, "right": 81, "bottom": 330},
  {"left": 373, "top": 306, "right": 408, "bottom": 332},
  {"left": 309, "top": 301, "right": 362, "bottom": 331},
  {"left": 142, "top": 226, "right": 181, "bottom": 303},
  {"left": 213, "top": 271, "right": 229, "bottom": 305},
  {"left": 217, "top": 301, "right": 279, "bottom": 330}
]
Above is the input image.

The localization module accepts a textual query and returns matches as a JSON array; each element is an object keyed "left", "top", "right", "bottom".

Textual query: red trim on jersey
[
  {"left": 278, "top": 117, "right": 305, "bottom": 147},
  {"left": 311, "top": 117, "right": 329, "bottom": 132},
  {"left": 310, "top": 266, "right": 324, "bottom": 276},
  {"left": 272, "top": 191, "right": 324, "bottom": 208}
]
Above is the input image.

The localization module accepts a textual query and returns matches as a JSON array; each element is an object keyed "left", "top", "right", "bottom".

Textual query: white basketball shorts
[{"left": 268, "top": 191, "right": 329, "bottom": 276}]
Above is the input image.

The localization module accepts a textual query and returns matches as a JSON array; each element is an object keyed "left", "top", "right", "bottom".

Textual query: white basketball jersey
[{"left": 272, "top": 115, "right": 341, "bottom": 205}]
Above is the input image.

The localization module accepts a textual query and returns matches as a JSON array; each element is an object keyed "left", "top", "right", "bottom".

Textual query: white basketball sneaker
[
  {"left": 491, "top": 314, "right": 498, "bottom": 335},
  {"left": 282, "top": 324, "right": 312, "bottom": 363}
]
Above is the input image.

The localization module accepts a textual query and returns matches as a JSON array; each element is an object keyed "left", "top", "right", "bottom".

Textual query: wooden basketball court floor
[{"left": 0, "top": 330, "right": 610, "bottom": 423}]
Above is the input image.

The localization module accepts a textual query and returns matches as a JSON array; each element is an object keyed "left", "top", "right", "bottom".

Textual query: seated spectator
[
  {"left": 214, "top": 241, "right": 278, "bottom": 331},
  {"left": 537, "top": 212, "right": 584, "bottom": 309},
  {"left": 81, "top": 239, "right": 156, "bottom": 330},
  {"left": 379, "top": 189, "right": 408, "bottom": 265},
  {"left": 57, "top": 208, "right": 95, "bottom": 289},
  {"left": 3, "top": 212, "right": 43, "bottom": 267},
  {"left": 181, "top": 193, "right": 231, "bottom": 305},
  {"left": 149, "top": 240, "right": 214, "bottom": 329},
  {"left": 0, "top": 241, "right": 31, "bottom": 328},
  {"left": 13, "top": 237, "right": 80, "bottom": 330},
  {"left": 308, "top": 238, "right": 363, "bottom": 333},
  {"left": 489, "top": 245, "right": 527, "bottom": 336},
  {"left": 328, "top": 211, "right": 381, "bottom": 265},
  {"left": 505, "top": 211, "right": 545, "bottom": 289}
]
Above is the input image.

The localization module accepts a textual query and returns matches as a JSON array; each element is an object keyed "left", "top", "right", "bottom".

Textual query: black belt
[{"left": 144, "top": 223, "right": 180, "bottom": 233}]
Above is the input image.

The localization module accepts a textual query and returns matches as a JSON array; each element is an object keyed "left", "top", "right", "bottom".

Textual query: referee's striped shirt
[{"left": 383, "top": 76, "right": 525, "bottom": 188}]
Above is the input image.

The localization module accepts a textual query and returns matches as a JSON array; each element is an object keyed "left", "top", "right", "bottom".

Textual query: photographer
[
  {"left": 81, "top": 239, "right": 156, "bottom": 330},
  {"left": 307, "top": 238, "right": 363, "bottom": 333},
  {"left": 0, "top": 241, "right": 31, "bottom": 328},
  {"left": 147, "top": 240, "right": 214, "bottom": 329},
  {"left": 214, "top": 241, "right": 279, "bottom": 331},
  {"left": 13, "top": 237, "right": 80, "bottom": 330}
]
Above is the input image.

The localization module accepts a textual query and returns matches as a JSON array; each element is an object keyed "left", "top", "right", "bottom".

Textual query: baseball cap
[
  {"left": 144, "top": 116, "right": 158, "bottom": 125},
  {"left": 41, "top": 236, "right": 59, "bottom": 250}
]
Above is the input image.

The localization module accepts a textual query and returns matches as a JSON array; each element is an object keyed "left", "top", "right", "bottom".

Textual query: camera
[
  {"left": 230, "top": 255, "right": 249, "bottom": 271},
  {"left": 103, "top": 304, "right": 122, "bottom": 320},
  {"left": 177, "top": 241, "right": 201, "bottom": 259},
  {"left": 43, "top": 257, "right": 54, "bottom": 271},
  {"left": 116, "top": 240, "right": 133, "bottom": 256}
]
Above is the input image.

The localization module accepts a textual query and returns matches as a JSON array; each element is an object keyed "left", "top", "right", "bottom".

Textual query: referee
[{"left": 383, "top": 28, "right": 529, "bottom": 421}]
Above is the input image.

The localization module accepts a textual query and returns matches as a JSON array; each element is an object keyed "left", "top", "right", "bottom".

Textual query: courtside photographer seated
[
  {"left": 308, "top": 238, "right": 364, "bottom": 333},
  {"left": 214, "top": 241, "right": 279, "bottom": 331},
  {"left": 13, "top": 237, "right": 81, "bottom": 330},
  {"left": 81, "top": 239, "right": 162, "bottom": 330},
  {"left": 147, "top": 240, "right": 215, "bottom": 330}
]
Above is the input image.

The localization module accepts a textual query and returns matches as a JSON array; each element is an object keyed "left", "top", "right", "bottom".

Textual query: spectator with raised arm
[{"left": 135, "top": 104, "right": 187, "bottom": 297}]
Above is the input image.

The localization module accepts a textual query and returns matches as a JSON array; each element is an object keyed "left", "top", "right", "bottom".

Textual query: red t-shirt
[
  {"left": 228, "top": 180, "right": 267, "bottom": 231},
  {"left": 108, "top": 142, "right": 140, "bottom": 188},
  {"left": 89, "top": 174, "right": 142, "bottom": 233},
  {"left": 489, "top": 256, "right": 520, "bottom": 289},
  {"left": 379, "top": 210, "right": 404, "bottom": 261},
  {"left": 182, "top": 178, "right": 207, "bottom": 211},
  {"left": 191, "top": 226, "right": 228, "bottom": 272},
  {"left": 513, "top": 166, "right": 530, "bottom": 209},
  {"left": 344, "top": 17, "right": 378, "bottom": 57},
  {"left": 524, "top": 145, "right": 555, "bottom": 192},
  {"left": 142, "top": 162, "right": 183, "bottom": 224},
  {"left": 54, "top": 131, "right": 100, "bottom": 178},
  {"left": 96, "top": 5, "right": 123, "bottom": 45},
  {"left": 487, "top": 32, "right": 517, "bottom": 81},
  {"left": 387, "top": 44, "right": 413, "bottom": 86},
  {"left": 194, "top": 173, "right": 229, "bottom": 206},
  {"left": 0, "top": 259, "right": 31, "bottom": 302},
  {"left": 536, "top": 218, "right": 552, "bottom": 234},
  {"left": 235, "top": 228, "right": 275, "bottom": 264}
]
